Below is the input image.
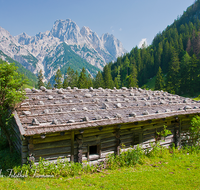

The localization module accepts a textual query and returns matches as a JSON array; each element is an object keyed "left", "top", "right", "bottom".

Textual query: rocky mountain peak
[
  {"left": 0, "top": 26, "right": 13, "bottom": 39},
  {"left": 0, "top": 19, "right": 126, "bottom": 82},
  {"left": 15, "top": 32, "right": 31, "bottom": 45},
  {"left": 50, "top": 19, "right": 83, "bottom": 44}
]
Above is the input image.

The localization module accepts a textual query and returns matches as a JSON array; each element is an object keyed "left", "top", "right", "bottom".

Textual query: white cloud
[
  {"left": 119, "top": 28, "right": 122, "bottom": 31},
  {"left": 138, "top": 38, "right": 148, "bottom": 48}
]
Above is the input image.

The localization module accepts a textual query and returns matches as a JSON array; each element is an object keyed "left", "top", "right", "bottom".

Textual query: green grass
[
  {"left": 142, "top": 75, "right": 156, "bottom": 90},
  {"left": 0, "top": 147, "right": 200, "bottom": 189}
]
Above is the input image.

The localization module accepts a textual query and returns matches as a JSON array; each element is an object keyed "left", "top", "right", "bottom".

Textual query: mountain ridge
[{"left": 0, "top": 19, "right": 126, "bottom": 81}]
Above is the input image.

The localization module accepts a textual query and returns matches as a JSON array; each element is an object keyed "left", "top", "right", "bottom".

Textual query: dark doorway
[{"left": 89, "top": 145, "right": 98, "bottom": 154}]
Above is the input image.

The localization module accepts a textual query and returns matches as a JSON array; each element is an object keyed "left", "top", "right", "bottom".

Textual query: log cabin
[{"left": 11, "top": 86, "right": 200, "bottom": 165}]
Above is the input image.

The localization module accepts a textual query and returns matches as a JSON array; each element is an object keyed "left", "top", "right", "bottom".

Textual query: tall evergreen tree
[
  {"left": 103, "top": 64, "right": 114, "bottom": 89},
  {"left": 128, "top": 64, "right": 138, "bottom": 88},
  {"left": 189, "top": 54, "right": 199, "bottom": 95},
  {"left": 155, "top": 67, "right": 164, "bottom": 90},
  {"left": 94, "top": 71, "right": 104, "bottom": 89},
  {"left": 46, "top": 81, "right": 52, "bottom": 89},
  {"left": 77, "top": 67, "right": 88, "bottom": 89},
  {"left": 54, "top": 69, "right": 63, "bottom": 89},
  {"left": 37, "top": 69, "right": 44, "bottom": 89},
  {"left": 63, "top": 73, "right": 68, "bottom": 89},
  {"left": 166, "top": 48, "right": 180, "bottom": 94},
  {"left": 114, "top": 77, "right": 119, "bottom": 89},
  {"left": 87, "top": 74, "right": 93, "bottom": 88},
  {"left": 66, "top": 67, "right": 78, "bottom": 88},
  {"left": 180, "top": 52, "right": 191, "bottom": 94}
]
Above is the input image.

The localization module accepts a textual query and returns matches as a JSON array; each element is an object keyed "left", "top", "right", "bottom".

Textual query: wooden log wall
[
  {"left": 11, "top": 119, "right": 28, "bottom": 164},
  {"left": 23, "top": 114, "right": 198, "bottom": 164},
  {"left": 27, "top": 131, "right": 74, "bottom": 162}
]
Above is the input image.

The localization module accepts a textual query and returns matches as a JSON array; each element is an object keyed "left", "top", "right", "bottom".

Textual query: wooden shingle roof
[{"left": 15, "top": 86, "right": 200, "bottom": 136}]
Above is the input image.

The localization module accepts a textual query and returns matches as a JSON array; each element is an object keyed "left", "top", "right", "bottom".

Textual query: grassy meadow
[{"left": 0, "top": 145, "right": 200, "bottom": 190}]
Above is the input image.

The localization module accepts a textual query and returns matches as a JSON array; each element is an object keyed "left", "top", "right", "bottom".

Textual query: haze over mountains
[{"left": 0, "top": 19, "right": 126, "bottom": 81}]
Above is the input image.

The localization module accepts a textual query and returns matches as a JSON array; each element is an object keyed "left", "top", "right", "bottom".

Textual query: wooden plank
[
  {"left": 22, "top": 152, "right": 28, "bottom": 159},
  {"left": 101, "top": 141, "right": 116, "bottom": 149},
  {"left": 33, "top": 131, "right": 71, "bottom": 139},
  {"left": 22, "top": 140, "right": 28, "bottom": 146},
  {"left": 83, "top": 136, "right": 99, "bottom": 142},
  {"left": 22, "top": 146, "right": 28, "bottom": 153},
  {"left": 33, "top": 140, "right": 71, "bottom": 150},
  {"left": 82, "top": 130, "right": 115, "bottom": 137},
  {"left": 32, "top": 135, "right": 71, "bottom": 144},
  {"left": 31, "top": 146, "right": 71, "bottom": 157},
  {"left": 139, "top": 131, "right": 143, "bottom": 144},
  {"left": 82, "top": 141, "right": 100, "bottom": 147},
  {"left": 35, "top": 154, "right": 71, "bottom": 161},
  {"left": 121, "top": 138, "right": 132, "bottom": 144},
  {"left": 101, "top": 151, "right": 114, "bottom": 158},
  {"left": 120, "top": 134, "right": 133, "bottom": 140},
  {"left": 83, "top": 154, "right": 99, "bottom": 161},
  {"left": 101, "top": 146, "right": 116, "bottom": 153},
  {"left": 77, "top": 126, "right": 116, "bottom": 135},
  {"left": 101, "top": 136, "right": 116, "bottom": 144},
  {"left": 71, "top": 131, "right": 75, "bottom": 162},
  {"left": 13, "top": 110, "right": 26, "bottom": 135}
]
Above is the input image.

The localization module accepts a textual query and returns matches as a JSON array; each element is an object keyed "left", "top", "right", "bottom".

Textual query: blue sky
[{"left": 0, "top": 0, "right": 195, "bottom": 51}]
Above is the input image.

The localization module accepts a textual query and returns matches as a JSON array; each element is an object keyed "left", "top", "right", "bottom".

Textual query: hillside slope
[{"left": 109, "top": 0, "right": 200, "bottom": 96}]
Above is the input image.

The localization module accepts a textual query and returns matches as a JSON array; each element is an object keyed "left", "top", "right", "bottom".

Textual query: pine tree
[
  {"left": 46, "top": 81, "right": 52, "bottom": 89},
  {"left": 66, "top": 67, "right": 78, "bottom": 88},
  {"left": 54, "top": 69, "right": 63, "bottom": 89},
  {"left": 189, "top": 54, "right": 199, "bottom": 95},
  {"left": 128, "top": 64, "right": 138, "bottom": 88},
  {"left": 37, "top": 69, "right": 44, "bottom": 89},
  {"left": 166, "top": 48, "right": 180, "bottom": 94},
  {"left": 103, "top": 64, "right": 114, "bottom": 89},
  {"left": 180, "top": 52, "right": 191, "bottom": 94},
  {"left": 94, "top": 71, "right": 104, "bottom": 88},
  {"left": 63, "top": 73, "right": 68, "bottom": 89},
  {"left": 77, "top": 67, "right": 88, "bottom": 89},
  {"left": 116, "top": 66, "right": 121, "bottom": 88},
  {"left": 87, "top": 74, "right": 93, "bottom": 88},
  {"left": 155, "top": 67, "right": 164, "bottom": 90},
  {"left": 114, "top": 77, "right": 119, "bottom": 89}
]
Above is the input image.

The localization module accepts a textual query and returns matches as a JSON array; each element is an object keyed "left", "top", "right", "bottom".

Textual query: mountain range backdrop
[{"left": 0, "top": 0, "right": 200, "bottom": 97}]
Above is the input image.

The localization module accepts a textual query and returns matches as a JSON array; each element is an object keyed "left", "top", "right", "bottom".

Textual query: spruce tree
[
  {"left": 155, "top": 67, "right": 164, "bottom": 90},
  {"left": 46, "top": 81, "right": 52, "bottom": 89},
  {"left": 66, "top": 67, "right": 78, "bottom": 88},
  {"left": 94, "top": 71, "right": 104, "bottom": 88},
  {"left": 180, "top": 52, "right": 191, "bottom": 94},
  {"left": 63, "top": 77, "right": 68, "bottom": 89},
  {"left": 103, "top": 64, "right": 114, "bottom": 89},
  {"left": 128, "top": 64, "right": 138, "bottom": 88},
  {"left": 166, "top": 48, "right": 180, "bottom": 94},
  {"left": 87, "top": 74, "right": 93, "bottom": 88},
  {"left": 77, "top": 67, "right": 88, "bottom": 89},
  {"left": 37, "top": 69, "right": 44, "bottom": 89},
  {"left": 114, "top": 77, "right": 119, "bottom": 89},
  {"left": 54, "top": 69, "right": 63, "bottom": 89}
]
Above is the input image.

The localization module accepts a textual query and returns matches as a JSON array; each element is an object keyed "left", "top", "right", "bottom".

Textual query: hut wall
[
  {"left": 11, "top": 119, "right": 28, "bottom": 164},
  {"left": 27, "top": 131, "right": 72, "bottom": 162},
  {"left": 25, "top": 114, "right": 197, "bottom": 164}
]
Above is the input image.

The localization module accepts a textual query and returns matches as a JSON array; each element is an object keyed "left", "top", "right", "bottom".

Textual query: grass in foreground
[{"left": 0, "top": 146, "right": 200, "bottom": 190}]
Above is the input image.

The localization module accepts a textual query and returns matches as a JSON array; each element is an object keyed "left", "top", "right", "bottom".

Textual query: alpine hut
[{"left": 11, "top": 86, "right": 200, "bottom": 165}]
